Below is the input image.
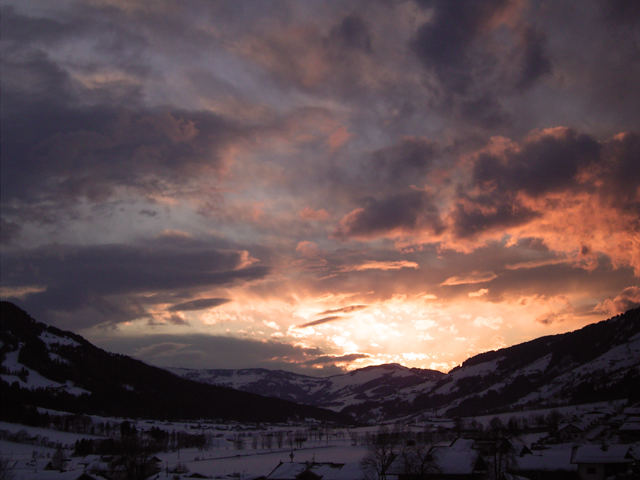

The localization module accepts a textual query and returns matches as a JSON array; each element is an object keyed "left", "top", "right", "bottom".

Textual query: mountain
[
  {"left": 0, "top": 301, "right": 348, "bottom": 424},
  {"left": 170, "top": 363, "right": 445, "bottom": 412},
  {"left": 172, "top": 308, "right": 640, "bottom": 421}
]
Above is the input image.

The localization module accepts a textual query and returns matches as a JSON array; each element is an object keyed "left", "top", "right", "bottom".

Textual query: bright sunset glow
[{"left": 1, "top": 0, "right": 639, "bottom": 375}]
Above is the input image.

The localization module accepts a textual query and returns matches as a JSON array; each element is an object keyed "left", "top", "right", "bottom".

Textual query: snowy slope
[{"left": 0, "top": 301, "right": 348, "bottom": 423}]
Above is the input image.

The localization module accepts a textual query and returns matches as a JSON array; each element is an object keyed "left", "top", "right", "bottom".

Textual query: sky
[{"left": 1, "top": 0, "right": 639, "bottom": 376}]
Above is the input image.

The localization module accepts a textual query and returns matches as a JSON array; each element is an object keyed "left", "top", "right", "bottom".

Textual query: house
[
  {"left": 555, "top": 422, "right": 584, "bottom": 442},
  {"left": 570, "top": 444, "right": 636, "bottom": 480},
  {"left": 387, "top": 438, "right": 488, "bottom": 479},
  {"left": 511, "top": 446, "right": 578, "bottom": 480},
  {"left": 618, "top": 416, "right": 640, "bottom": 443},
  {"left": 266, "top": 462, "right": 360, "bottom": 480}
]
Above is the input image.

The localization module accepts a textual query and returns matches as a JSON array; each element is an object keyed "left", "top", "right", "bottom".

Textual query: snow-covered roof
[
  {"left": 429, "top": 438, "right": 481, "bottom": 475},
  {"left": 266, "top": 462, "right": 354, "bottom": 480},
  {"left": 514, "top": 447, "right": 576, "bottom": 472},
  {"left": 571, "top": 445, "right": 633, "bottom": 464}
]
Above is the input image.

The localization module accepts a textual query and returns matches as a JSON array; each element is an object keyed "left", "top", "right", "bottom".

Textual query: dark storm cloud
[
  {"left": 451, "top": 193, "right": 540, "bottom": 238},
  {"left": 1, "top": 6, "right": 71, "bottom": 45},
  {"left": 0, "top": 219, "right": 20, "bottom": 245},
  {"left": 0, "top": 236, "right": 268, "bottom": 328},
  {"left": 367, "top": 138, "right": 437, "bottom": 190},
  {"left": 449, "top": 128, "right": 606, "bottom": 239},
  {"left": 411, "top": 0, "right": 552, "bottom": 128},
  {"left": 412, "top": 0, "right": 509, "bottom": 93},
  {"left": 335, "top": 191, "right": 443, "bottom": 239},
  {"left": 168, "top": 298, "right": 231, "bottom": 312},
  {"left": 472, "top": 128, "right": 601, "bottom": 196},
  {"left": 600, "top": 0, "right": 640, "bottom": 25},
  {"left": 0, "top": 4, "right": 242, "bottom": 229},
  {"left": 516, "top": 27, "right": 552, "bottom": 91},
  {"left": 483, "top": 258, "right": 638, "bottom": 304},
  {"left": 328, "top": 14, "right": 372, "bottom": 52},
  {"left": 1, "top": 98, "right": 239, "bottom": 208},
  {"left": 97, "top": 333, "right": 346, "bottom": 375},
  {"left": 600, "top": 132, "right": 640, "bottom": 212}
]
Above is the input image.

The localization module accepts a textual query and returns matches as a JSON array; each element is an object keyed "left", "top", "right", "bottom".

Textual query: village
[{"left": 1, "top": 400, "right": 639, "bottom": 480}]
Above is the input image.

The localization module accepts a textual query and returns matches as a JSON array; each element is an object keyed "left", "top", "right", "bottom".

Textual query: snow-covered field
[
  {"left": 0, "top": 419, "right": 373, "bottom": 479},
  {"left": 1, "top": 398, "right": 637, "bottom": 479}
]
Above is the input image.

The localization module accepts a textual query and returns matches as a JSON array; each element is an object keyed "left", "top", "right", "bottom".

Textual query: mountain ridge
[
  {"left": 0, "top": 301, "right": 349, "bottom": 424},
  {"left": 172, "top": 308, "right": 640, "bottom": 422}
]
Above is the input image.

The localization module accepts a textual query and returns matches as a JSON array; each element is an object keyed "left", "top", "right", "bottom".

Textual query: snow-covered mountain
[
  {"left": 0, "top": 301, "right": 348, "bottom": 423},
  {"left": 170, "top": 363, "right": 445, "bottom": 412},
  {"left": 172, "top": 308, "right": 640, "bottom": 422}
]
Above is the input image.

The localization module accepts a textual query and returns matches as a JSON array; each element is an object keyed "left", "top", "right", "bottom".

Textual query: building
[
  {"left": 387, "top": 438, "right": 488, "bottom": 479},
  {"left": 570, "top": 444, "right": 636, "bottom": 480}
]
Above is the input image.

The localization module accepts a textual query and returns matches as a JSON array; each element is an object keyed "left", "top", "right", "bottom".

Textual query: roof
[
  {"left": 557, "top": 422, "right": 583, "bottom": 432},
  {"left": 514, "top": 448, "right": 577, "bottom": 472},
  {"left": 430, "top": 438, "right": 480, "bottom": 475},
  {"left": 388, "top": 438, "right": 483, "bottom": 475},
  {"left": 266, "top": 462, "right": 357, "bottom": 480},
  {"left": 571, "top": 445, "right": 633, "bottom": 464}
]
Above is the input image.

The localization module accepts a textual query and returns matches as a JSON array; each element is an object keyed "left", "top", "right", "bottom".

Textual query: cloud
[
  {"left": 410, "top": 0, "right": 551, "bottom": 125},
  {"left": 411, "top": 0, "right": 510, "bottom": 94},
  {"left": 451, "top": 193, "right": 540, "bottom": 238},
  {"left": 441, "top": 271, "right": 498, "bottom": 286},
  {"left": 340, "top": 261, "right": 419, "bottom": 272},
  {"left": 318, "top": 305, "right": 368, "bottom": 316},
  {"left": 334, "top": 191, "right": 443, "bottom": 239},
  {"left": 304, "top": 353, "right": 369, "bottom": 365},
  {"left": 297, "top": 316, "right": 342, "bottom": 329},
  {"left": 594, "top": 286, "right": 640, "bottom": 316},
  {"left": 0, "top": 236, "right": 268, "bottom": 328},
  {"left": 328, "top": 14, "right": 372, "bottom": 53},
  {"left": 473, "top": 315, "right": 503, "bottom": 330},
  {"left": 99, "top": 333, "right": 351, "bottom": 375},
  {"left": 299, "top": 207, "right": 330, "bottom": 221},
  {"left": 168, "top": 298, "right": 231, "bottom": 312},
  {"left": 516, "top": 27, "right": 552, "bottom": 91},
  {"left": 468, "top": 288, "right": 489, "bottom": 298},
  {"left": 471, "top": 127, "right": 601, "bottom": 196},
  {"left": 365, "top": 137, "right": 437, "bottom": 191}
]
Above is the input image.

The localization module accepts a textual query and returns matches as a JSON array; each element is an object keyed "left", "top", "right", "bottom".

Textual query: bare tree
[{"left": 361, "top": 426, "right": 398, "bottom": 480}]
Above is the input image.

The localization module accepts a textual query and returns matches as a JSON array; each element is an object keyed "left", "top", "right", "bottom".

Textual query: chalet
[
  {"left": 555, "top": 422, "right": 584, "bottom": 442},
  {"left": 387, "top": 438, "right": 488, "bottom": 479},
  {"left": 511, "top": 446, "right": 578, "bottom": 480},
  {"left": 618, "top": 416, "right": 640, "bottom": 443},
  {"left": 266, "top": 462, "right": 360, "bottom": 480},
  {"left": 570, "top": 444, "right": 636, "bottom": 480}
]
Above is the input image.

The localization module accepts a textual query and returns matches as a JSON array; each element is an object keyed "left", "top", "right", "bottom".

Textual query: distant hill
[
  {"left": 171, "top": 363, "right": 445, "bottom": 413},
  {"left": 0, "top": 301, "right": 349, "bottom": 424},
  {"left": 173, "top": 308, "right": 640, "bottom": 421}
]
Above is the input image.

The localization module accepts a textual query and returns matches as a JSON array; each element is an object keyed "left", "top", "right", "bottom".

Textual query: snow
[
  {"left": 48, "top": 353, "right": 70, "bottom": 365},
  {"left": 1, "top": 350, "right": 89, "bottom": 396},
  {"left": 515, "top": 447, "right": 577, "bottom": 472},
  {"left": 0, "top": 422, "right": 103, "bottom": 445},
  {"left": 571, "top": 444, "right": 633, "bottom": 464},
  {"left": 429, "top": 438, "right": 479, "bottom": 474},
  {"left": 434, "top": 358, "right": 502, "bottom": 395},
  {"left": 517, "top": 354, "right": 552, "bottom": 376},
  {"left": 39, "top": 331, "right": 80, "bottom": 348}
]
